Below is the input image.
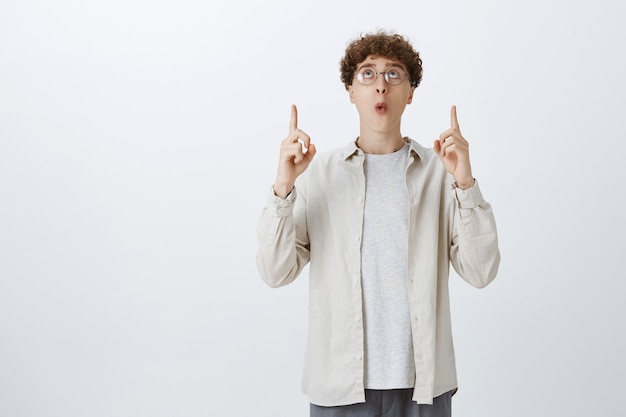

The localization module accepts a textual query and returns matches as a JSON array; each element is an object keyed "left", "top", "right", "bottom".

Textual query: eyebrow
[{"left": 357, "top": 63, "right": 406, "bottom": 72}]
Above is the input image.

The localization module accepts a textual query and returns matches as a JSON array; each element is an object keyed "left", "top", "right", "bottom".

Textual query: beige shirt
[{"left": 256, "top": 138, "right": 500, "bottom": 406}]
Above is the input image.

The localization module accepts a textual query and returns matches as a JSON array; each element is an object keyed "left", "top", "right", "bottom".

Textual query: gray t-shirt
[{"left": 361, "top": 142, "right": 415, "bottom": 389}]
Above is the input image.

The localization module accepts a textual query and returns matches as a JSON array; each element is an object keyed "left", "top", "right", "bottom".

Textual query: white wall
[{"left": 1, "top": 0, "right": 624, "bottom": 416}]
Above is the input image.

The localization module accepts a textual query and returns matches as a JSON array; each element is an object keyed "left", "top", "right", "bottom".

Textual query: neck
[{"left": 356, "top": 132, "right": 406, "bottom": 154}]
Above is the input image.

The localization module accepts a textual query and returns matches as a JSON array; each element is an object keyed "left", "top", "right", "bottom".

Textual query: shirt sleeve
[
  {"left": 449, "top": 181, "right": 501, "bottom": 288},
  {"left": 256, "top": 186, "right": 311, "bottom": 288}
]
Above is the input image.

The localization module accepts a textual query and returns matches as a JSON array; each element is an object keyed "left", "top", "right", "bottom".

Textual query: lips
[{"left": 375, "top": 102, "right": 387, "bottom": 113}]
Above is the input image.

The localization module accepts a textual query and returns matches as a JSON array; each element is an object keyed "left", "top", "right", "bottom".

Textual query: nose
[{"left": 375, "top": 75, "right": 387, "bottom": 94}]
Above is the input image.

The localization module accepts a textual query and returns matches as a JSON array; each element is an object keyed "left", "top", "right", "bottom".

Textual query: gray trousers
[{"left": 310, "top": 389, "right": 452, "bottom": 417}]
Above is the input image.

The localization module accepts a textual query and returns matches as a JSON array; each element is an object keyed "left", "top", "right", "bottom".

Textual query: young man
[{"left": 256, "top": 30, "right": 500, "bottom": 417}]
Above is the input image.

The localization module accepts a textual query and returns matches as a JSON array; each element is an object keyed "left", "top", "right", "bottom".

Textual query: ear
[
  {"left": 406, "top": 87, "right": 414, "bottom": 104},
  {"left": 349, "top": 85, "right": 355, "bottom": 103}
]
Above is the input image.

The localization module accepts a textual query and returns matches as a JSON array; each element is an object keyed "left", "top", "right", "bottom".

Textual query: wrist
[
  {"left": 455, "top": 177, "right": 475, "bottom": 190},
  {"left": 272, "top": 183, "right": 293, "bottom": 199}
]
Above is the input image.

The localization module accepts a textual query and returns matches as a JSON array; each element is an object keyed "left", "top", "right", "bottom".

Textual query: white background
[{"left": 1, "top": 0, "right": 624, "bottom": 416}]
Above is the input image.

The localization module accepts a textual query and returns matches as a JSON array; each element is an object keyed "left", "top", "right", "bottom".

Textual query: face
[{"left": 348, "top": 55, "right": 414, "bottom": 136}]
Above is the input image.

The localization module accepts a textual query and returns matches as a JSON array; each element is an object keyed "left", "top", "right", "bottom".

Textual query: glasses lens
[
  {"left": 385, "top": 67, "right": 405, "bottom": 85},
  {"left": 357, "top": 68, "right": 377, "bottom": 85}
]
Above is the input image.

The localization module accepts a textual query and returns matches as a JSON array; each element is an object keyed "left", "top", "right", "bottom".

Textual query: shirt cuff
[
  {"left": 452, "top": 180, "right": 484, "bottom": 209},
  {"left": 266, "top": 186, "right": 297, "bottom": 217}
]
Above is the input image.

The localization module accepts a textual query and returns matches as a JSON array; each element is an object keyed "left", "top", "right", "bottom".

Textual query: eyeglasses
[{"left": 355, "top": 66, "right": 408, "bottom": 86}]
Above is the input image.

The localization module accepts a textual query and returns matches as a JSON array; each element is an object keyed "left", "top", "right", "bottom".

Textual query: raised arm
[
  {"left": 256, "top": 105, "right": 317, "bottom": 288},
  {"left": 436, "top": 106, "right": 500, "bottom": 287}
]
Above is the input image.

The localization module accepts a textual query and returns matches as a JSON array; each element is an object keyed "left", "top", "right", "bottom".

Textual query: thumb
[
  {"left": 305, "top": 143, "right": 317, "bottom": 162},
  {"left": 433, "top": 139, "right": 441, "bottom": 154}
]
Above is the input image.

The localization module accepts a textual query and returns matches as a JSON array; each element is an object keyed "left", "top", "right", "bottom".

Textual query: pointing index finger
[
  {"left": 450, "top": 105, "right": 460, "bottom": 131},
  {"left": 289, "top": 104, "right": 298, "bottom": 132}
]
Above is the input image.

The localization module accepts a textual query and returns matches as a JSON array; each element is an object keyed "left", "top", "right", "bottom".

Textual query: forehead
[{"left": 357, "top": 55, "right": 405, "bottom": 69}]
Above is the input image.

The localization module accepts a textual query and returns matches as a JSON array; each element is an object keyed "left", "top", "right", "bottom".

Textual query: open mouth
[{"left": 375, "top": 102, "right": 387, "bottom": 113}]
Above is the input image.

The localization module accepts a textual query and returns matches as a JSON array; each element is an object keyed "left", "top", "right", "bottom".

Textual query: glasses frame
[{"left": 354, "top": 66, "right": 408, "bottom": 86}]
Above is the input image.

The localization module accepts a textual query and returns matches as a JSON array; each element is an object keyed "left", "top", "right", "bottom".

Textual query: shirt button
[
  {"left": 356, "top": 236, "right": 361, "bottom": 242},
  {"left": 358, "top": 197, "right": 364, "bottom": 203}
]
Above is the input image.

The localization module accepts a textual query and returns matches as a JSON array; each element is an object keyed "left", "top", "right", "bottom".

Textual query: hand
[
  {"left": 273, "top": 104, "right": 317, "bottom": 198},
  {"left": 433, "top": 105, "right": 474, "bottom": 189}
]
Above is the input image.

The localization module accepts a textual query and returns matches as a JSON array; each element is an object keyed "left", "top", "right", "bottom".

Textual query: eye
[
  {"left": 387, "top": 68, "right": 402, "bottom": 79},
  {"left": 361, "top": 69, "right": 375, "bottom": 79}
]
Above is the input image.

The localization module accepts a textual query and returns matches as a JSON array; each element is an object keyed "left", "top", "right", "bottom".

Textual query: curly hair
[{"left": 340, "top": 30, "right": 423, "bottom": 91}]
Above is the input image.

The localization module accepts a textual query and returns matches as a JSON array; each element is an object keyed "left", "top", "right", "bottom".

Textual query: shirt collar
[{"left": 341, "top": 137, "right": 427, "bottom": 161}]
